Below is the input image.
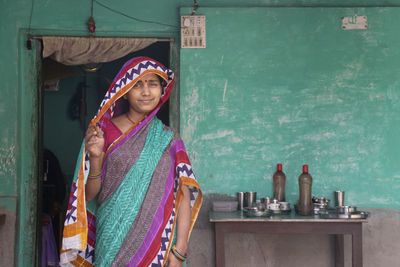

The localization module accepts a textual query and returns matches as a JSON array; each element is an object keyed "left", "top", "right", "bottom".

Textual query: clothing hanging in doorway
[{"left": 42, "top": 36, "right": 158, "bottom": 65}]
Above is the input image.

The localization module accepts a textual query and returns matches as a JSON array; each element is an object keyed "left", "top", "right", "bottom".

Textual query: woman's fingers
[
  {"left": 85, "top": 126, "right": 97, "bottom": 141},
  {"left": 86, "top": 126, "right": 103, "bottom": 142},
  {"left": 87, "top": 136, "right": 99, "bottom": 145},
  {"left": 95, "top": 125, "right": 103, "bottom": 137},
  {"left": 85, "top": 125, "right": 104, "bottom": 154}
]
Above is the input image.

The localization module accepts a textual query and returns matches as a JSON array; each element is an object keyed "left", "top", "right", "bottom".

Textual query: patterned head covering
[{"left": 91, "top": 56, "right": 175, "bottom": 130}]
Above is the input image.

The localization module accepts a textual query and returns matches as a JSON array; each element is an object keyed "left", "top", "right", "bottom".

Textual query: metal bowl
[
  {"left": 244, "top": 206, "right": 258, "bottom": 212},
  {"left": 312, "top": 196, "right": 330, "bottom": 205},
  {"left": 336, "top": 206, "right": 357, "bottom": 214}
]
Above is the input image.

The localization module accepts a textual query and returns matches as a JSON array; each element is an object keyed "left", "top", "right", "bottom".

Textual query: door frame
[
  {"left": 15, "top": 32, "right": 42, "bottom": 267},
  {"left": 16, "top": 31, "right": 180, "bottom": 266}
]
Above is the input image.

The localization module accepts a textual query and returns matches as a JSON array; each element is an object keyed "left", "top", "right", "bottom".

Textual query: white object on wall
[
  {"left": 181, "top": 15, "right": 206, "bottom": 48},
  {"left": 342, "top": 15, "right": 368, "bottom": 30}
]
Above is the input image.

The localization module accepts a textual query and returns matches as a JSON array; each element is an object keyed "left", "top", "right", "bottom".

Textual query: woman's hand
[
  {"left": 165, "top": 253, "right": 184, "bottom": 267},
  {"left": 85, "top": 125, "right": 104, "bottom": 201},
  {"left": 85, "top": 125, "right": 104, "bottom": 158}
]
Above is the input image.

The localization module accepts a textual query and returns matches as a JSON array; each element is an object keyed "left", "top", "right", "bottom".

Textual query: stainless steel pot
[{"left": 244, "top": 192, "right": 257, "bottom": 208}]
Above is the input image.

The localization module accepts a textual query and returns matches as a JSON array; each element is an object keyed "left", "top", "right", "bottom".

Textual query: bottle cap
[
  {"left": 277, "top": 163, "right": 282, "bottom": 171},
  {"left": 303, "top": 165, "right": 308, "bottom": 173}
]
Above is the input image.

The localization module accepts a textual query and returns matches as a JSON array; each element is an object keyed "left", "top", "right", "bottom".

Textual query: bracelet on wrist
[
  {"left": 88, "top": 171, "right": 102, "bottom": 179},
  {"left": 171, "top": 245, "right": 187, "bottom": 262}
]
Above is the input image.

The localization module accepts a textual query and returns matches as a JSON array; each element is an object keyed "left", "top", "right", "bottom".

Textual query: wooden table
[{"left": 210, "top": 210, "right": 367, "bottom": 267}]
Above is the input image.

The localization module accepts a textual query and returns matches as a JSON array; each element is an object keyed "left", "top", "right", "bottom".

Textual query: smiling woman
[
  {"left": 122, "top": 73, "right": 163, "bottom": 121},
  {"left": 60, "top": 57, "right": 202, "bottom": 267},
  {"left": 105, "top": 73, "right": 165, "bottom": 135}
]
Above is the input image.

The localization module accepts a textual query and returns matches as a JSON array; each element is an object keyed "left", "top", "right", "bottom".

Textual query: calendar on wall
[{"left": 181, "top": 15, "right": 206, "bottom": 48}]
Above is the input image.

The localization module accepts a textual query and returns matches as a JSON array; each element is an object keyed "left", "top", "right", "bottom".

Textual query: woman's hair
[{"left": 157, "top": 74, "right": 167, "bottom": 88}]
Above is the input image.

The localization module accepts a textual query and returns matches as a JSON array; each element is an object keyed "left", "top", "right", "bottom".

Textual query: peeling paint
[{"left": 0, "top": 143, "right": 16, "bottom": 178}]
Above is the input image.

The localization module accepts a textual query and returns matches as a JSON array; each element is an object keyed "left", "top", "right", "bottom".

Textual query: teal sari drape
[{"left": 95, "top": 118, "right": 173, "bottom": 266}]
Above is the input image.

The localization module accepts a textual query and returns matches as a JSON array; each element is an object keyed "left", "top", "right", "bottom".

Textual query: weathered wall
[
  {"left": 1, "top": 0, "right": 400, "bottom": 266},
  {"left": 180, "top": 6, "right": 400, "bottom": 209},
  {"left": 180, "top": 6, "right": 400, "bottom": 267}
]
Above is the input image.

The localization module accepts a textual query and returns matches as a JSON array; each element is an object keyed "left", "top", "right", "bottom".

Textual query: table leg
[
  {"left": 215, "top": 223, "right": 225, "bottom": 267},
  {"left": 352, "top": 226, "right": 363, "bottom": 267},
  {"left": 334, "top": 234, "right": 344, "bottom": 267}
]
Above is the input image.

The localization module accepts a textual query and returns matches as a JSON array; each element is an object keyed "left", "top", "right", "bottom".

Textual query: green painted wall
[
  {"left": 180, "top": 7, "right": 400, "bottom": 209},
  {"left": 1, "top": 0, "right": 400, "bottom": 266}
]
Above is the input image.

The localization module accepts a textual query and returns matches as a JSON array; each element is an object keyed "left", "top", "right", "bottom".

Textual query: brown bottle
[
  {"left": 273, "top": 163, "right": 286, "bottom": 202},
  {"left": 298, "top": 165, "right": 312, "bottom": 216}
]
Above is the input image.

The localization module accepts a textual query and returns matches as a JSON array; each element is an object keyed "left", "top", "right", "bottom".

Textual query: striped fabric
[{"left": 60, "top": 57, "right": 202, "bottom": 267}]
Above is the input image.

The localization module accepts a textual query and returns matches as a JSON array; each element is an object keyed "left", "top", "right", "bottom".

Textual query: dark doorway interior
[{"left": 39, "top": 41, "right": 170, "bottom": 265}]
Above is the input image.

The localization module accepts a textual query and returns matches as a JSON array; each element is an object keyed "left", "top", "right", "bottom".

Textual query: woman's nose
[{"left": 141, "top": 84, "right": 150, "bottom": 95}]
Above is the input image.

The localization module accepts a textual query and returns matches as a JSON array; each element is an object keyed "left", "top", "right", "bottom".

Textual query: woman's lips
[{"left": 139, "top": 99, "right": 154, "bottom": 104}]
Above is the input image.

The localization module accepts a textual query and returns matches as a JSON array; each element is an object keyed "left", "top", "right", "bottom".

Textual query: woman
[{"left": 60, "top": 57, "right": 202, "bottom": 267}]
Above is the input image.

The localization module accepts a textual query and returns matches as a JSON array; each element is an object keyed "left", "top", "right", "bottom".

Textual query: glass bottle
[
  {"left": 273, "top": 163, "right": 286, "bottom": 202},
  {"left": 298, "top": 165, "right": 312, "bottom": 216}
]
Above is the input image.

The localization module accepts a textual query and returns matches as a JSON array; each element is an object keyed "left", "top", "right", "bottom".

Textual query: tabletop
[{"left": 209, "top": 210, "right": 368, "bottom": 223}]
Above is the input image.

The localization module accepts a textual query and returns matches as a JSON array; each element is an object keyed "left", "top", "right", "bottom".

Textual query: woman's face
[{"left": 124, "top": 73, "right": 163, "bottom": 120}]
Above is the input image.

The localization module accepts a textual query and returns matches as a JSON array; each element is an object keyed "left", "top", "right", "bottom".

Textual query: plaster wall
[{"left": 0, "top": 198, "right": 17, "bottom": 267}]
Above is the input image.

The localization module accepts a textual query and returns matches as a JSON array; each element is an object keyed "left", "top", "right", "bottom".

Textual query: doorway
[{"left": 39, "top": 40, "right": 171, "bottom": 266}]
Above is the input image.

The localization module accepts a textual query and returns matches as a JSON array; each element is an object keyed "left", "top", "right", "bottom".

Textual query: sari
[{"left": 60, "top": 57, "right": 202, "bottom": 267}]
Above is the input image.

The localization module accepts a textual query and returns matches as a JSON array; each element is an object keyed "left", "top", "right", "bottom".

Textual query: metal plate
[
  {"left": 319, "top": 211, "right": 369, "bottom": 219},
  {"left": 246, "top": 209, "right": 271, "bottom": 217}
]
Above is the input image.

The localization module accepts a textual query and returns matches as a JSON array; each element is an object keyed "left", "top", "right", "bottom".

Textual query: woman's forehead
[{"left": 139, "top": 72, "right": 159, "bottom": 81}]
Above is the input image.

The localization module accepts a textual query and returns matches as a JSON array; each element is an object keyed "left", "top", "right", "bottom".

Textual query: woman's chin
[{"left": 134, "top": 107, "right": 157, "bottom": 115}]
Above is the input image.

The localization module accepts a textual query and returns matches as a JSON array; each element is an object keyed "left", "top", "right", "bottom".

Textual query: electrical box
[{"left": 181, "top": 15, "right": 206, "bottom": 48}]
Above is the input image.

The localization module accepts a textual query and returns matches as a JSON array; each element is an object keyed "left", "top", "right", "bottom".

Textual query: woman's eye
[
  {"left": 148, "top": 82, "right": 160, "bottom": 87},
  {"left": 133, "top": 82, "right": 143, "bottom": 88}
]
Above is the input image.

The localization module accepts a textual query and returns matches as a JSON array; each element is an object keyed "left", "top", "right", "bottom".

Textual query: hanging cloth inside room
[{"left": 42, "top": 36, "right": 158, "bottom": 65}]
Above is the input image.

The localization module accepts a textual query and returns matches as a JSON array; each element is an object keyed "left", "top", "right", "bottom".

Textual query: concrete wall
[
  {"left": 1, "top": 0, "right": 400, "bottom": 266},
  {"left": 0, "top": 198, "right": 17, "bottom": 266}
]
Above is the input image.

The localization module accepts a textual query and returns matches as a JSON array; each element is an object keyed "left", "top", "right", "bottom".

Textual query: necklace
[{"left": 125, "top": 113, "right": 136, "bottom": 125}]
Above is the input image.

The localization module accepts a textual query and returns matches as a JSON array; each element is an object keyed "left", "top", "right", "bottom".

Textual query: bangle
[
  {"left": 88, "top": 171, "right": 102, "bottom": 179},
  {"left": 171, "top": 245, "right": 187, "bottom": 262}
]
